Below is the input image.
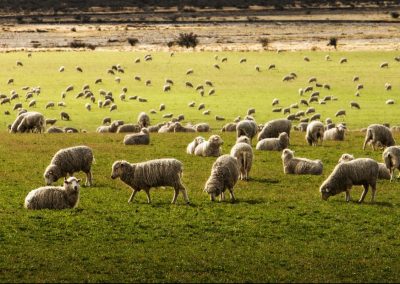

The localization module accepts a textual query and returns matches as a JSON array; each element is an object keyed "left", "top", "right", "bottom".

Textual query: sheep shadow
[{"left": 248, "top": 177, "right": 280, "bottom": 184}]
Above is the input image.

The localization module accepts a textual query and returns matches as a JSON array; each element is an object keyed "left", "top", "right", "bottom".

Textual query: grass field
[{"left": 1, "top": 51, "right": 400, "bottom": 283}]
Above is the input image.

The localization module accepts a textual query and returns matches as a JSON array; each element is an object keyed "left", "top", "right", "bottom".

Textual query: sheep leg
[
  {"left": 390, "top": 169, "right": 394, "bottom": 182},
  {"left": 128, "top": 189, "right": 138, "bottom": 203},
  {"left": 85, "top": 171, "right": 93, "bottom": 186},
  {"left": 171, "top": 188, "right": 179, "bottom": 204},
  {"left": 210, "top": 193, "right": 216, "bottom": 201},
  {"left": 371, "top": 183, "right": 377, "bottom": 202},
  {"left": 358, "top": 184, "right": 369, "bottom": 203},
  {"left": 144, "top": 189, "right": 152, "bottom": 203},
  {"left": 362, "top": 138, "right": 369, "bottom": 150},
  {"left": 180, "top": 188, "right": 190, "bottom": 204},
  {"left": 345, "top": 190, "right": 351, "bottom": 202},
  {"left": 228, "top": 188, "right": 236, "bottom": 203},
  {"left": 220, "top": 191, "right": 225, "bottom": 201}
]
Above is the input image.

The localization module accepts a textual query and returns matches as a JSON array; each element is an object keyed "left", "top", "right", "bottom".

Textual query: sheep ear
[
  {"left": 325, "top": 187, "right": 330, "bottom": 192},
  {"left": 64, "top": 178, "right": 69, "bottom": 184},
  {"left": 77, "top": 179, "right": 81, "bottom": 183}
]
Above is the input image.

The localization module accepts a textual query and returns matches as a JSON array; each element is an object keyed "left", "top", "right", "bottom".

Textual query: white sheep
[
  {"left": 186, "top": 136, "right": 206, "bottom": 155},
  {"left": 383, "top": 146, "right": 400, "bottom": 181},
  {"left": 363, "top": 124, "right": 395, "bottom": 150},
  {"left": 305, "top": 121, "right": 325, "bottom": 146},
  {"left": 25, "top": 177, "right": 81, "bottom": 210},
  {"left": 194, "top": 135, "right": 223, "bottom": 157},
  {"left": 230, "top": 140, "right": 253, "bottom": 181},
  {"left": 323, "top": 124, "right": 346, "bottom": 141},
  {"left": 256, "top": 132, "right": 289, "bottom": 151},
  {"left": 281, "top": 149, "right": 323, "bottom": 175},
  {"left": 339, "top": 153, "right": 390, "bottom": 180}
]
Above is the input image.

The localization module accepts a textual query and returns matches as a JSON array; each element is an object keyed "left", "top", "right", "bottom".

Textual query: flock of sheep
[{"left": 3, "top": 52, "right": 400, "bottom": 209}]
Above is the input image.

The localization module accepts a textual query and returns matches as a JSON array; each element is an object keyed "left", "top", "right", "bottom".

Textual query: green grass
[{"left": 1, "top": 51, "right": 400, "bottom": 283}]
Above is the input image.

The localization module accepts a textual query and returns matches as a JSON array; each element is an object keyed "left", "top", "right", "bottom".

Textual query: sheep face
[
  {"left": 236, "top": 136, "right": 250, "bottom": 145},
  {"left": 111, "top": 160, "right": 131, "bottom": 179},
  {"left": 320, "top": 184, "right": 333, "bottom": 201},
  {"left": 44, "top": 164, "right": 61, "bottom": 185},
  {"left": 209, "top": 135, "right": 223, "bottom": 145},
  {"left": 338, "top": 153, "right": 354, "bottom": 163},
  {"left": 195, "top": 136, "right": 206, "bottom": 145},
  {"left": 64, "top": 177, "right": 81, "bottom": 192},
  {"left": 281, "top": 149, "right": 294, "bottom": 160}
]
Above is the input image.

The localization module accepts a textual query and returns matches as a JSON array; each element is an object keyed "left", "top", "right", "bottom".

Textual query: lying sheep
[
  {"left": 147, "top": 123, "right": 166, "bottom": 133},
  {"left": 204, "top": 155, "right": 239, "bottom": 202},
  {"left": 383, "top": 146, "right": 400, "bottom": 181},
  {"left": 123, "top": 129, "right": 150, "bottom": 145},
  {"left": 96, "top": 121, "right": 122, "bottom": 133},
  {"left": 306, "top": 121, "right": 324, "bottom": 146},
  {"left": 47, "top": 126, "right": 64, "bottom": 133},
  {"left": 237, "top": 119, "right": 258, "bottom": 140},
  {"left": 24, "top": 177, "right": 81, "bottom": 210},
  {"left": 363, "top": 124, "right": 395, "bottom": 150},
  {"left": 256, "top": 132, "right": 289, "bottom": 151},
  {"left": 221, "top": 122, "right": 237, "bottom": 132},
  {"left": 173, "top": 122, "right": 195, "bottom": 132},
  {"left": 186, "top": 136, "right": 206, "bottom": 155},
  {"left": 335, "top": 109, "right": 346, "bottom": 117},
  {"left": 44, "top": 146, "right": 94, "bottom": 186},
  {"left": 339, "top": 153, "right": 390, "bottom": 180},
  {"left": 117, "top": 124, "right": 141, "bottom": 133},
  {"left": 323, "top": 124, "right": 346, "bottom": 141},
  {"left": 194, "top": 123, "right": 210, "bottom": 132},
  {"left": 45, "top": 118, "right": 57, "bottom": 125},
  {"left": 230, "top": 139, "right": 253, "bottom": 181},
  {"left": 320, "top": 158, "right": 379, "bottom": 203},
  {"left": 111, "top": 159, "right": 189, "bottom": 204},
  {"left": 258, "top": 119, "right": 291, "bottom": 141},
  {"left": 194, "top": 135, "right": 223, "bottom": 157},
  {"left": 281, "top": 149, "right": 323, "bottom": 175}
]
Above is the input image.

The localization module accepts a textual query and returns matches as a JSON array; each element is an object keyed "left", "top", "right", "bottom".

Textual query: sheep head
[{"left": 44, "top": 164, "right": 61, "bottom": 185}]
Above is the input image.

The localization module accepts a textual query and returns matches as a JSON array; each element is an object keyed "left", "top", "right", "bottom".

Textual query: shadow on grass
[
  {"left": 329, "top": 199, "right": 393, "bottom": 207},
  {"left": 249, "top": 177, "right": 280, "bottom": 184}
]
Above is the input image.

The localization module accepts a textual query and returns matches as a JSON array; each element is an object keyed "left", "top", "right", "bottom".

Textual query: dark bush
[
  {"left": 127, "top": 37, "right": 139, "bottom": 46},
  {"left": 327, "top": 37, "right": 338, "bottom": 49},
  {"left": 176, "top": 32, "right": 199, "bottom": 48},
  {"left": 258, "top": 37, "right": 269, "bottom": 49},
  {"left": 390, "top": 11, "right": 399, "bottom": 19},
  {"left": 69, "top": 40, "right": 96, "bottom": 50},
  {"left": 167, "top": 41, "right": 176, "bottom": 48}
]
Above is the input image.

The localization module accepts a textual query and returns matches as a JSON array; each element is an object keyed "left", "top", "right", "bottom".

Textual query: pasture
[{"left": 1, "top": 51, "right": 400, "bottom": 283}]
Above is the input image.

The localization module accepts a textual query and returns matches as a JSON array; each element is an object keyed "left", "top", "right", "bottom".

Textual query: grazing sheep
[
  {"left": 10, "top": 111, "right": 45, "bottom": 133},
  {"left": 350, "top": 101, "right": 360, "bottom": 109},
  {"left": 282, "top": 75, "right": 294, "bottom": 82},
  {"left": 287, "top": 114, "right": 297, "bottom": 121},
  {"left": 185, "top": 82, "right": 193, "bottom": 88},
  {"left": 137, "top": 112, "right": 150, "bottom": 128},
  {"left": 186, "top": 69, "right": 194, "bottom": 75},
  {"left": 308, "top": 97, "right": 318, "bottom": 104},
  {"left": 357, "top": 84, "right": 364, "bottom": 90},
  {"left": 273, "top": 107, "right": 282, "bottom": 113},
  {"left": 60, "top": 111, "right": 70, "bottom": 121},
  {"left": 304, "top": 56, "right": 310, "bottom": 62},
  {"left": 304, "top": 86, "right": 313, "bottom": 93},
  {"left": 306, "top": 121, "right": 324, "bottom": 146},
  {"left": 335, "top": 109, "right": 346, "bottom": 117},
  {"left": 110, "top": 104, "right": 117, "bottom": 112},
  {"left": 102, "top": 117, "right": 111, "bottom": 125},
  {"left": 236, "top": 119, "right": 258, "bottom": 141},
  {"left": 230, "top": 141, "right": 253, "bottom": 181},
  {"left": 240, "top": 58, "right": 247, "bottom": 64},
  {"left": 159, "top": 104, "right": 165, "bottom": 111},
  {"left": 385, "top": 83, "right": 392, "bottom": 91},
  {"left": 323, "top": 124, "right": 346, "bottom": 141},
  {"left": 13, "top": 103, "right": 22, "bottom": 111},
  {"left": 221, "top": 122, "right": 237, "bottom": 132},
  {"left": 110, "top": 159, "right": 189, "bottom": 204},
  {"left": 28, "top": 100, "right": 36, "bottom": 108},
  {"left": 320, "top": 158, "right": 379, "bottom": 203},
  {"left": 305, "top": 107, "right": 315, "bottom": 115},
  {"left": 283, "top": 108, "right": 290, "bottom": 114},
  {"left": 215, "top": 115, "right": 225, "bottom": 121},
  {"left": 44, "top": 146, "right": 94, "bottom": 186},
  {"left": 203, "top": 110, "right": 210, "bottom": 115},
  {"left": 204, "top": 155, "right": 239, "bottom": 202},
  {"left": 308, "top": 77, "right": 317, "bottom": 83},
  {"left": 45, "top": 118, "right": 57, "bottom": 125},
  {"left": 24, "top": 177, "right": 81, "bottom": 210},
  {"left": 187, "top": 136, "right": 206, "bottom": 155},
  {"left": 7, "top": 78, "right": 14, "bottom": 84},
  {"left": 272, "top": 98, "right": 279, "bottom": 106},
  {"left": 247, "top": 108, "right": 255, "bottom": 116},
  {"left": 268, "top": 64, "right": 276, "bottom": 70},
  {"left": 123, "top": 128, "right": 150, "bottom": 145},
  {"left": 85, "top": 103, "right": 91, "bottom": 111},
  {"left": 163, "top": 113, "right": 173, "bottom": 119},
  {"left": 97, "top": 121, "right": 122, "bottom": 133},
  {"left": 194, "top": 135, "right": 223, "bottom": 157},
  {"left": 258, "top": 119, "right": 291, "bottom": 141},
  {"left": 256, "top": 132, "right": 289, "bottom": 151},
  {"left": 310, "top": 113, "right": 321, "bottom": 121},
  {"left": 173, "top": 122, "right": 195, "bottom": 133},
  {"left": 300, "top": 99, "right": 309, "bottom": 106},
  {"left": 47, "top": 126, "right": 64, "bottom": 133},
  {"left": 380, "top": 62, "right": 389, "bottom": 68},
  {"left": 386, "top": 99, "right": 395, "bottom": 105},
  {"left": 339, "top": 58, "right": 347, "bottom": 64},
  {"left": 339, "top": 153, "right": 390, "bottom": 180},
  {"left": 383, "top": 146, "right": 400, "bottom": 181},
  {"left": 281, "top": 149, "right": 323, "bottom": 175},
  {"left": 117, "top": 124, "right": 141, "bottom": 133},
  {"left": 363, "top": 124, "right": 395, "bottom": 150},
  {"left": 198, "top": 103, "right": 205, "bottom": 110},
  {"left": 163, "top": 85, "right": 171, "bottom": 92}
]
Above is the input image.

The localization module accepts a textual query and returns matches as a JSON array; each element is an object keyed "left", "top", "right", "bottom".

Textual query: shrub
[
  {"left": 327, "top": 37, "right": 338, "bottom": 49},
  {"left": 258, "top": 37, "right": 269, "bottom": 49},
  {"left": 390, "top": 11, "right": 399, "bottom": 19},
  {"left": 176, "top": 32, "right": 199, "bottom": 48},
  {"left": 167, "top": 41, "right": 176, "bottom": 48},
  {"left": 69, "top": 40, "right": 96, "bottom": 50},
  {"left": 127, "top": 37, "right": 139, "bottom": 46}
]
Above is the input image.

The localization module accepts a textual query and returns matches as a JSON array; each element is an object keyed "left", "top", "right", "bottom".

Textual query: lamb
[
  {"left": 194, "top": 135, "right": 223, "bottom": 157},
  {"left": 256, "top": 132, "right": 289, "bottom": 151},
  {"left": 320, "top": 158, "right": 379, "bottom": 203},
  {"left": 221, "top": 122, "right": 237, "bottom": 132},
  {"left": 45, "top": 118, "right": 57, "bottom": 125},
  {"left": 339, "top": 153, "right": 390, "bottom": 180},
  {"left": 44, "top": 146, "right": 94, "bottom": 186},
  {"left": 281, "top": 149, "right": 323, "bottom": 175},
  {"left": 204, "top": 155, "right": 239, "bottom": 202},
  {"left": 323, "top": 124, "right": 346, "bottom": 141},
  {"left": 137, "top": 112, "right": 150, "bottom": 128},
  {"left": 110, "top": 159, "right": 189, "bottom": 204},
  {"left": 117, "top": 124, "right": 141, "bottom": 133},
  {"left": 306, "top": 121, "right": 325, "bottom": 146},
  {"left": 24, "top": 177, "right": 81, "bottom": 210},
  {"left": 257, "top": 119, "right": 291, "bottom": 141},
  {"left": 186, "top": 136, "right": 206, "bottom": 155},
  {"left": 230, "top": 141, "right": 253, "bottom": 181},
  {"left": 363, "top": 124, "right": 395, "bottom": 150},
  {"left": 236, "top": 119, "right": 258, "bottom": 141},
  {"left": 382, "top": 146, "right": 400, "bottom": 181},
  {"left": 123, "top": 128, "right": 150, "bottom": 145}
]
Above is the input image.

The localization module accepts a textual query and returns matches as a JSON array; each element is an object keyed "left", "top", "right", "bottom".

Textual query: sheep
[
  {"left": 325, "top": 55, "right": 331, "bottom": 61},
  {"left": 186, "top": 136, "right": 206, "bottom": 155},
  {"left": 283, "top": 108, "right": 290, "bottom": 114},
  {"left": 10, "top": 111, "right": 45, "bottom": 133},
  {"left": 45, "top": 118, "right": 57, "bottom": 125},
  {"left": 272, "top": 98, "right": 279, "bottom": 106},
  {"left": 230, "top": 141, "right": 253, "bottom": 181},
  {"left": 123, "top": 128, "right": 150, "bottom": 145},
  {"left": 47, "top": 126, "right": 64, "bottom": 133},
  {"left": 159, "top": 104, "right": 165, "bottom": 111},
  {"left": 102, "top": 117, "right": 111, "bottom": 125},
  {"left": 163, "top": 85, "right": 171, "bottom": 92},
  {"left": 308, "top": 97, "right": 318, "bottom": 104},
  {"left": 117, "top": 124, "right": 141, "bottom": 133},
  {"left": 221, "top": 122, "right": 237, "bottom": 132},
  {"left": 385, "top": 83, "right": 392, "bottom": 91},
  {"left": 85, "top": 103, "right": 91, "bottom": 111},
  {"left": 44, "top": 146, "right": 94, "bottom": 186},
  {"left": 13, "top": 103, "right": 22, "bottom": 111},
  {"left": 258, "top": 119, "right": 291, "bottom": 141},
  {"left": 214, "top": 64, "right": 220, "bottom": 70},
  {"left": 323, "top": 84, "right": 331, "bottom": 90},
  {"left": 240, "top": 58, "right": 247, "bottom": 64},
  {"left": 145, "top": 80, "right": 151, "bottom": 86},
  {"left": 193, "top": 123, "right": 210, "bottom": 132},
  {"left": 60, "top": 112, "right": 70, "bottom": 121},
  {"left": 236, "top": 119, "right": 258, "bottom": 141},
  {"left": 350, "top": 101, "right": 360, "bottom": 109},
  {"left": 203, "top": 110, "right": 210, "bottom": 115},
  {"left": 383, "top": 146, "right": 400, "bottom": 181},
  {"left": 110, "top": 159, "right": 189, "bottom": 204},
  {"left": 255, "top": 65, "right": 261, "bottom": 72},
  {"left": 300, "top": 99, "right": 309, "bottom": 106},
  {"left": 357, "top": 84, "right": 364, "bottom": 90},
  {"left": 208, "top": 89, "right": 215, "bottom": 96},
  {"left": 282, "top": 75, "right": 294, "bottom": 82},
  {"left": 281, "top": 149, "right": 323, "bottom": 175},
  {"left": 310, "top": 113, "right": 321, "bottom": 121},
  {"left": 323, "top": 124, "right": 346, "bottom": 141},
  {"left": 386, "top": 99, "right": 395, "bottom": 105},
  {"left": 64, "top": 127, "right": 79, "bottom": 133},
  {"left": 304, "top": 56, "right": 310, "bottom": 62},
  {"left": 306, "top": 121, "right": 324, "bottom": 146},
  {"left": 110, "top": 104, "right": 117, "bottom": 112},
  {"left": 24, "top": 177, "right": 81, "bottom": 210},
  {"left": 97, "top": 121, "right": 122, "bottom": 133},
  {"left": 215, "top": 115, "right": 225, "bottom": 121},
  {"left": 294, "top": 122, "right": 308, "bottom": 132},
  {"left": 194, "top": 135, "right": 223, "bottom": 157},
  {"left": 380, "top": 62, "right": 389, "bottom": 68},
  {"left": 185, "top": 82, "right": 193, "bottom": 88},
  {"left": 147, "top": 123, "right": 166, "bottom": 133},
  {"left": 173, "top": 122, "right": 195, "bottom": 133},
  {"left": 363, "top": 124, "right": 395, "bottom": 150},
  {"left": 247, "top": 108, "right": 255, "bottom": 116},
  {"left": 138, "top": 97, "right": 147, "bottom": 103},
  {"left": 320, "top": 158, "right": 379, "bottom": 203},
  {"left": 305, "top": 107, "right": 315, "bottom": 115},
  {"left": 137, "top": 112, "right": 150, "bottom": 128},
  {"left": 256, "top": 132, "right": 289, "bottom": 151},
  {"left": 28, "top": 100, "right": 36, "bottom": 108},
  {"left": 304, "top": 86, "right": 313, "bottom": 93},
  {"left": 339, "top": 153, "right": 390, "bottom": 180},
  {"left": 198, "top": 103, "right": 205, "bottom": 110},
  {"left": 273, "top": 107, "right": 282, "bottom": 113},
  {"left": 204, "top": 155, "right": 239, "bottom": 202},
  {"left": 7, "top": 78, "right": 14, "bottom": 84},
  {"left": 339, "top": 57, "right": 347, "bottom": 64},
  {"left": 268, "top": 64, "right": 276, "bottom": 70},
  {"left": 335, "top": 109, "right": 346, "bottom": 117},
  {"left": 163, "top": 113, "right": 173, "bottom": 119},
  {"left": 186, "top": 69, "right": 194, "bottom": 75}
]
